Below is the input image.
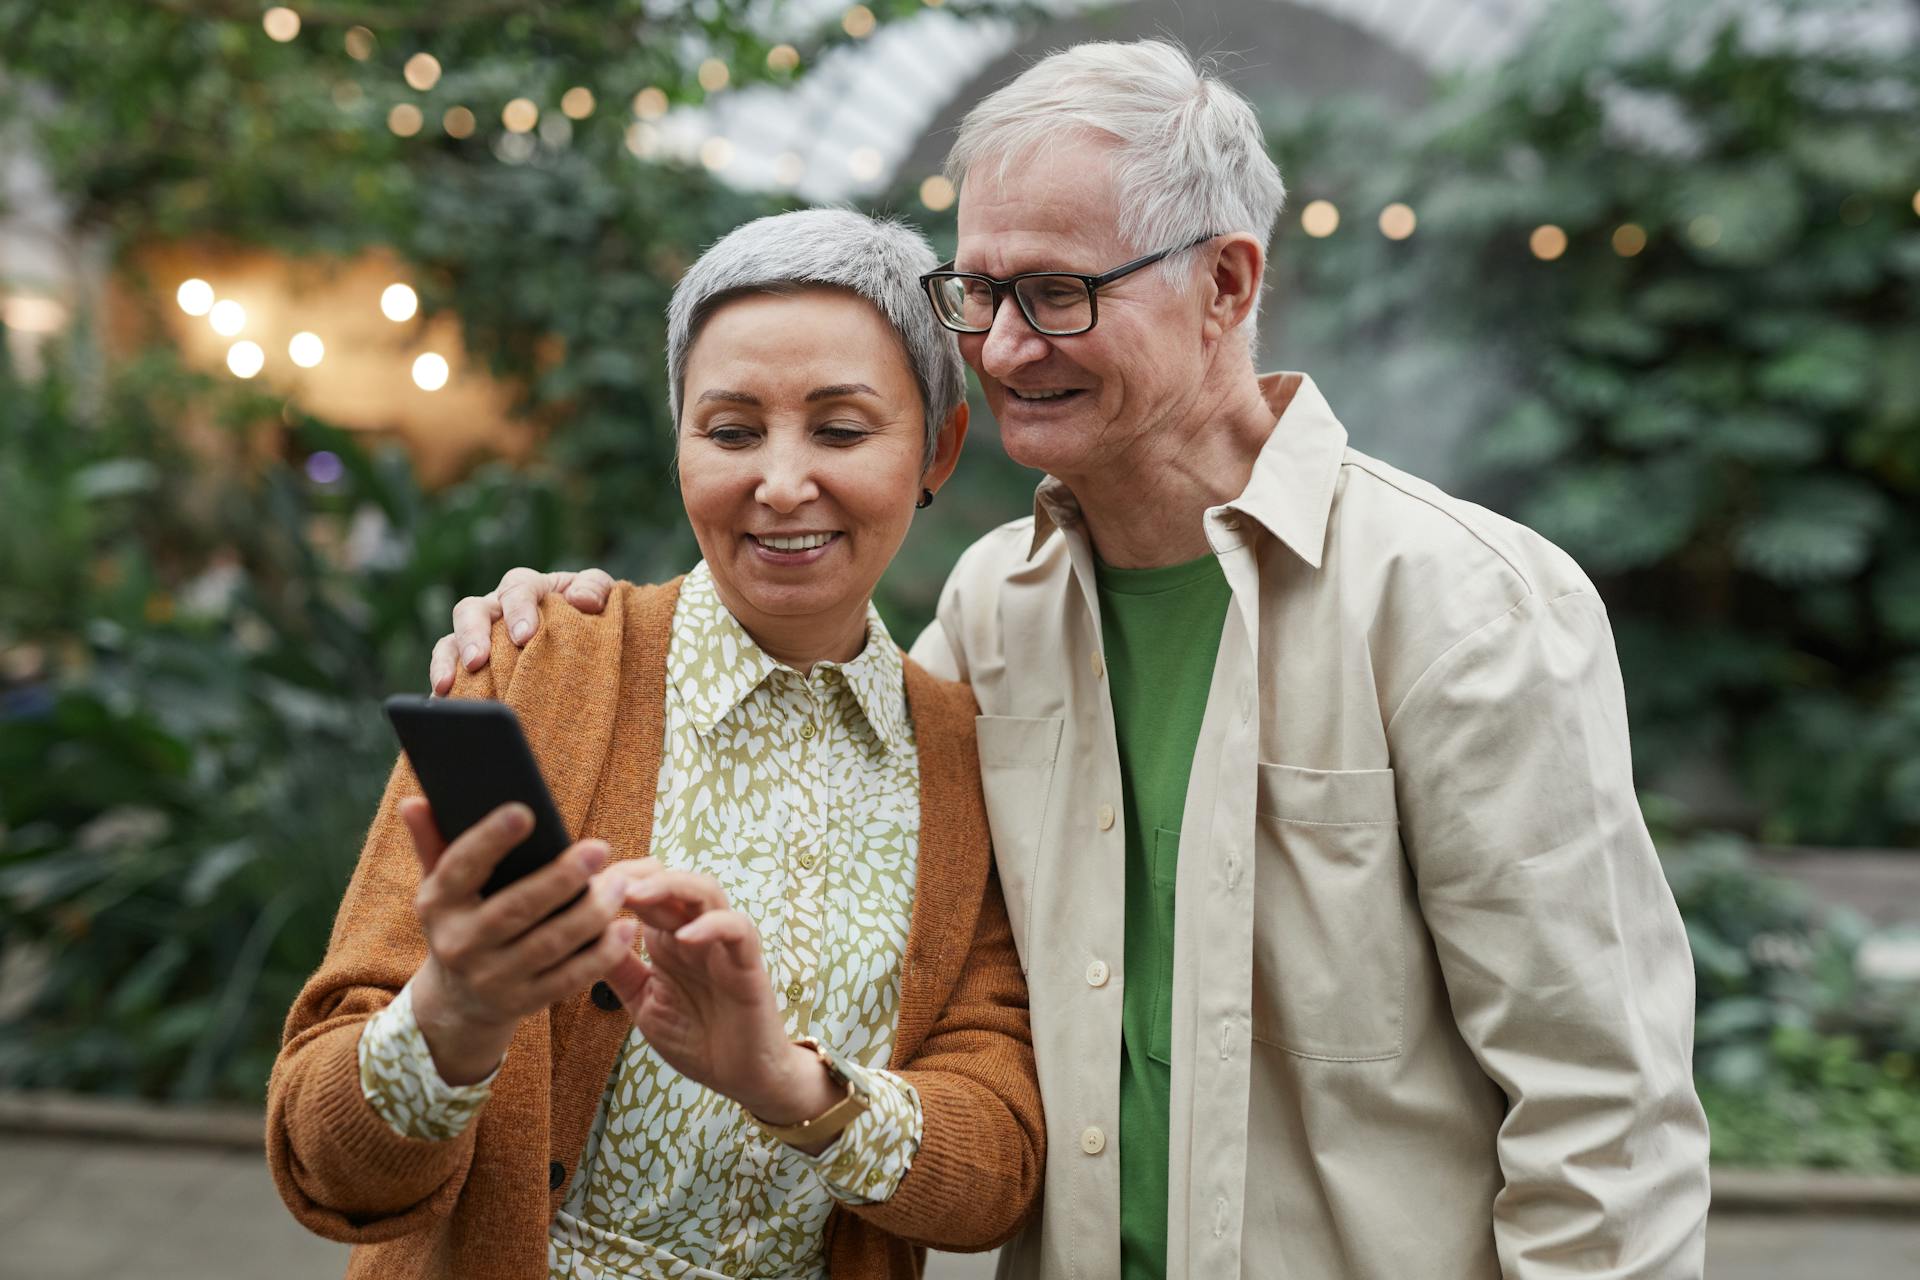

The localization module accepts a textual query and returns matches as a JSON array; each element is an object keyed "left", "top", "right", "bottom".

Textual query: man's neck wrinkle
[{"left": 1067, "top": 370, "right": 1277, "bottom": 569}]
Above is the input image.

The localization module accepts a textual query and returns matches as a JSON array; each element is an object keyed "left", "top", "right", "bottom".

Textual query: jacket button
[
  {"left": 548, "top": 1160, "right": 566, "bottom": 1190},
  {"left": 1080, "top": 1126, "right": 1106, "bottom": 1155},
  {"left": 591, "top": 980, "right": 620, "bottom": 1011}
]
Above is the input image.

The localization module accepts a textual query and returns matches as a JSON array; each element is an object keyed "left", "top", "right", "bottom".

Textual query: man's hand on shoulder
[{"left": 428, "top": 567, "right": 614, "bottom": 695}]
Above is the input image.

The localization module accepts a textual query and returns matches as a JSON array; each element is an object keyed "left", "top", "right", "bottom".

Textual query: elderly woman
[{"left": 267, "top": 209, "right": 1043, "bottom": 1280}]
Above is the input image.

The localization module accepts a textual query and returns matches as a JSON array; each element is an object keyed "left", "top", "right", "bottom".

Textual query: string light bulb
[
  {"left": 502, "top": 98, "right": 539, "bottom": 133},
  {"left": 1612, "top": 223, "right": 1647, "bottom": 257},
  {"left": 289, "top": 332, "right": 325, "bottom": 368},
  {"left": 1529, "top": 224, "right": 1568, "bottom": 260},
  {"left": 767, "top": 45, "right": 800, "bottom": 73},
  {"left": 843, "top": 5, "right": 876, "bottom": 38},
  {"left": 262, "top": 8, "right": 300, "bottom": 42},
  {"left": 404, "top": 53, "right": 442, "bottom": 92},
  {"left": 698, "top": 59, "right": 730, "bottom": 92},
  {"left": 443, "top": 106, "right": 476, "bottom": 138},
  {"left": 176, "top": 279, "right": 214, "bottom": 316},
  {"left": 344, "top": 26, "right": 376, "bottom": 60},
  {"left": 380, "top": 283, "right": 419, "bottom": 322},
  {"left": 227, "top": 341, "right": 265, "bottom": 378},
  {"left": 387, "top": 103, "right": 424, "bottom": 137},
  {"left": 633, "top": 87, "right": 669, "bottom": 120},
  {"left": 919, "top": 175, "right": 955, "bottom": 212},
  {"left": 1301, "top": 200, "right": 1340, "bottom": 238},
  {"left": 1378, "top": 203, "right": 1416, "bottom": 241},
  {"left": 209, "top": 300, "right": 247, "bottom": 336},
  {"left": 412, "top": 352, "right": 450, "bottom": 391},
  {"left": 561, "top": 87, "right": 596, "bottom": 120}
]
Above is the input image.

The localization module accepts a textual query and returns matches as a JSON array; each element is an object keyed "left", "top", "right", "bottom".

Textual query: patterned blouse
[{"left": 358, "top": 562, "right": 924, "bottom": 1279}]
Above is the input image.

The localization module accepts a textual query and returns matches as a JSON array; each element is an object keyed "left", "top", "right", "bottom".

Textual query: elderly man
[{"left": 431, "top": 39, "right": 1710, "bottom": 1280}]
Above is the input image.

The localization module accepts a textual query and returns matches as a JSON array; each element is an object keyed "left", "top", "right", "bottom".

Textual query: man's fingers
[
  {"left": 564, "top": 568, "right": 614, "bottom": 613},
  {"left": 429, "top": 633, "right": 460, "bottom": 696},
  {"left": 423, "top": 802, "right": 533, "bottom": 903},
  {"left": 398, "top": 796, "right": 448, "bottom": 878},
  {"left": 496, "top": 567, "right": 554, "bottom": 646},
  {"left": 450, "top": 593, "right": 503, "bottom": 672}
]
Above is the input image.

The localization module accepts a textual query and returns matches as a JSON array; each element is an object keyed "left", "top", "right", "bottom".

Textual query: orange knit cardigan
[{"left": 266, "top": 579, "right": 1044, "bottom": 1279}]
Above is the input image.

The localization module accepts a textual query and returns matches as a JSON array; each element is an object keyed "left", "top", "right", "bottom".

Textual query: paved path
[{"left": 3, "top": 1134, "right": 1917, "bottom": 1279}]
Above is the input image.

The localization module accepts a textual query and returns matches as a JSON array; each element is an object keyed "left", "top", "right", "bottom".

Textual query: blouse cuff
[
  {"left": 356, "top": 977, "right": 500, "bottom": 1142},
  {"left": 791, "top": 1062, "right": 922, "bottom": 1206}
]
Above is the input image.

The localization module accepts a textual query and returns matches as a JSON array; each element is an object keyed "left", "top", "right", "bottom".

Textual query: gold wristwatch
[{"left": 748, "top": 1037, "right": 872, "bottom": 1146}]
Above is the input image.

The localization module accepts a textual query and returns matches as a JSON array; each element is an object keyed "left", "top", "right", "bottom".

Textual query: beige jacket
[{"left": 909, "top": 373, "right": 1709, "bottom": 1280}]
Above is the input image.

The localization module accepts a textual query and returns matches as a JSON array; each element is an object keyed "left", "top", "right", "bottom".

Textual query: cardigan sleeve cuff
[{"left": 278, "top": 1017, "right": 482, "bottom": 1218}]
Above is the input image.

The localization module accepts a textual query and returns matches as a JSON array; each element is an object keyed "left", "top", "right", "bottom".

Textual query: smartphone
[{"left": 383, "top": 695, "right": 574, "bottom": 897}]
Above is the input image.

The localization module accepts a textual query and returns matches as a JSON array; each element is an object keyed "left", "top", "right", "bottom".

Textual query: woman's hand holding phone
[{"left": 400, "top": 796, "right": 647, "bottom": 1085}]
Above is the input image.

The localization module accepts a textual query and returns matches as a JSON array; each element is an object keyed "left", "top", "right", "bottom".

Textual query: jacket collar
[{"left": 1027, "top": 371, "right": 1348, "bottom": 570}]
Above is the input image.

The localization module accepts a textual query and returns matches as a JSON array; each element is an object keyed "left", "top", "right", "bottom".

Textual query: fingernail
[
  {"left": 577, "top": 842, "right": 609, "bottom": 873},
  {"left": 510, "top": 620, "right": 532, "bottom": 643},
  {"left": 462, "top": 644, "right": 480, "bottom": 668},
  {"left": 504, "top": 803, "right": 532, "bottom": 831}
]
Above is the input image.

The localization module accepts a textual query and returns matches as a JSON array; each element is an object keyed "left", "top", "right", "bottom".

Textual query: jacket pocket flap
[
  {"left": 975, "top": 715, "right": 1064, "bottom": 770},
  {"left": 1256, "top": 763, "right": 1397, "bottom": 825}
]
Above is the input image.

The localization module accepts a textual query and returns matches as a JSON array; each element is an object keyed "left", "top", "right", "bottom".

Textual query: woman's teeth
[
  {"left": 1010, "top": 388, "right": 1076, "bottom": 401},
  {"left": 758, "top": 533, "right": 834, "bottom": 551}
]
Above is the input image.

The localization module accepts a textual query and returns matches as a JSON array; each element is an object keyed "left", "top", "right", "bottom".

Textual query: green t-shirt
[{"left": 1095, "top": 552, "right": 1233, "bottom": 1280}]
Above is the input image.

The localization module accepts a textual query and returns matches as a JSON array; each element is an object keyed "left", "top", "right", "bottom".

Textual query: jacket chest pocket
[
  {"left": 974, "top": 715, "right": 1064, "bottom": 970},
  {"left": 1252, "top": 762, "right": 1408, "bottom": 1061}
]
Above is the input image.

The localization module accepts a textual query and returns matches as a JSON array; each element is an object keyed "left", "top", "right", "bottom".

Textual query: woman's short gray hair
[
  {"left": 666, "top": 208, "right": 965, "bottom": 467},
  {"left": 946, "top": 39, "right": 1287, "bottom": 335}
]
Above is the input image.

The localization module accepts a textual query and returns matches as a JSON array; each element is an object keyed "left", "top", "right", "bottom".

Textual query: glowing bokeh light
[
  {"left": 920, "top": 175, "right": 955, "bottom": 212},
  {"left": 380, "top": 283, "right": 419, "bottom": 322},
  {"left": 1300, "top": 200, "right": 1340, "bottom": 238},
  {"left": 176, "top": 279, "right": 215, "bottom": 316},
  {"left": 404, "top": 53, "right": 442, "bottom": 92},
  {"left": 412, "top": 352, "right": 450, "bottom": 391},
  {"left": 227, "top": 340, "right": 265, "bottom": 378},
  {"left": 288, "top": 332, "right": 325, "bottom": 368},
  {"left": 1378, "top": 202, "right": 1417, "bottom": 241},
  {"left": 209, "top": 299, "right": 247, "bottom": 336}
]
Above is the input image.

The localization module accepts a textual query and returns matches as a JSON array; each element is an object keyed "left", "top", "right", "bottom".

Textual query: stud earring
[{"left": 916, "top": 488, "right": 934, "bottom": 509}]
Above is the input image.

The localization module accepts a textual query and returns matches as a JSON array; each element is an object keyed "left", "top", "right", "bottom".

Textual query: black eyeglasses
[{"left": 919, "top": 233, "right": 1219, "bottom": 337}]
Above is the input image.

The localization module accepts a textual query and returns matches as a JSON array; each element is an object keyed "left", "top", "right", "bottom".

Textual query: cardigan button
[
  {"left": 548, "top": 1160, "right": 566, "bottom": 1190},
  {"left": 591, "top": 980, "right": 621, "bottom": 1012}
]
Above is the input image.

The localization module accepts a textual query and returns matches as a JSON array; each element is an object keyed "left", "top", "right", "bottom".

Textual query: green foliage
[
  {"left": 1662, "top": 828, "right": 1920, "bottom": 1170},
  {"left": 0, "top": 0, "right": 1032, "bottom": 1101},
  {"left": 1277, "top": 0, "right": 1920, "bottom": 844}
]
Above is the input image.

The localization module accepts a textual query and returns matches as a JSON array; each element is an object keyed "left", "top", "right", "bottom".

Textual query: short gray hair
[
  {"left": 946, "top": 39, "right": 1287, "bottom": 335},
  {"left": 666, "top": 208, "right": 965, "bottom": 467}
]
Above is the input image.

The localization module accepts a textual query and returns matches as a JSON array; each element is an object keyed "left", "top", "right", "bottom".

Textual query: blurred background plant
[{"left": 1, "top": 0, "right": 1917, "bottom": 1172}]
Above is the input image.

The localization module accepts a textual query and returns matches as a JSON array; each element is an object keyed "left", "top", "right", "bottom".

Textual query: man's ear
[
  {"left": 1202, "top": 234, "right": 1264, "bottom": 343},
  {"left": 921, "top": 401, "right": 971, "bottom": 497}
]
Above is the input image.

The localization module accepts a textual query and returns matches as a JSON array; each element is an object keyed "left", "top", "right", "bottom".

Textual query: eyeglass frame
[{"left": 918, "top": 232, "right": 1220, "bottom": 337}]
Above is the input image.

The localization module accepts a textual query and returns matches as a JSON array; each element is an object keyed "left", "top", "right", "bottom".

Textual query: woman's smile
[{"left": 745, "top": 530, "right": 844, "bottom": 566}]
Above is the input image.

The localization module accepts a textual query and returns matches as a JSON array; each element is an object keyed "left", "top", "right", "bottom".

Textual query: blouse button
[
  {"left": 799, "top": 723, "right": 817, "bottom": 740},
  {"left": 786, "top": 980, "right": 806, "bottom": 1002},
  {"left": 798, "top": 852, "right": 816, "bottom": 871}
]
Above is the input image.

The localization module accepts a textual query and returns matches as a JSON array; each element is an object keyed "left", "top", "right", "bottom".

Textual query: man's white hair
[
  {"left": 667, "top": 208, "right": 965, "bottom": 466},
  {"left": 946, "top": 39, "right": 1287, "bottom": 335}
]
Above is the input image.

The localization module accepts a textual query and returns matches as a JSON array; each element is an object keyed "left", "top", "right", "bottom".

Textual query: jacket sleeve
[
  {"left": 264, "top": 637, "right": 523, "bottom": 1242},
  {"left": 1387, "top": 588, "right": 1710, "bottom": 1279},
  {"left": 845, "top": 868, "right": 1045, "bottom": 1252}
]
